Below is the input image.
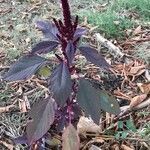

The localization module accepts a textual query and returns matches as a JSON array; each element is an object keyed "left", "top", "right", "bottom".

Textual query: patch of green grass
[
  {"left": 0, "top": 1, "right": 58, "bottom": 62},
  {"left": 74, "top": 0, "right": 150, "bottom": 38},
  {"left": 78, "top": 9, "right": 133, "bottom": 38},
  {"left": 134, "top": 42, "right": 150, "bottom": 64},
  {"left": 139, "top": 123, "right": 150, "bottom": 139},
  {"left": 110, "top": 0, "right": 150, "bottom": 21},
  {"left": 0, "top": 83, "right": 15, "bottom": 105}
]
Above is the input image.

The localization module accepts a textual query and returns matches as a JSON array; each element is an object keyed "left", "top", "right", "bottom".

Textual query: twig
[
  {"left": 0, "top": 66, "right": 10, "bottom": 69},
  {"left": 133, "top": 97, "right": 150, "bottom": 111},
  {"left": 0, "top": 105, "right": 15, "bottom": 113},
  {"left": 94, "top": 33, "right": 124, "bottom": 58},
  {"left": 85, "top": 133, "right": 149, "bottom": 142},
  {"left": 115, "top": 98, "right": 150, "bottom": 121},
  {"left": 0, "top": 100, "right": 17, "bottom": 113}
]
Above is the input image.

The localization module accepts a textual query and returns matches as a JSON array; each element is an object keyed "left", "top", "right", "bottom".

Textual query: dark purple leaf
[
  {"left": 74, "top": 27, "right": 87, "bottom": 41},
  {"left": 62, "top": 124, "right": 80, "bottom": 150},
  {"left": 3, "top": 55, "right": 47, "bottom": 81},
  {"left": 77, "top": 79, "right": 101, "bottom": 124},
  {"left": 26, "top": 97, "right": 55, "bottom": 145},
  {"left": 36, "top": 20, "right": 59, "bottom": 41},
  {"left": 99, "top": 90, "right": 121, "bottom": 115},
  {"left": 49, "top": 62, "right": 72, "bottom": 106},
  {"left": 14, "top": 134, "right": 28, "bottom": 144},
  {"left": 31, "top": 40, "right": 59, "bottom": 54},
  {"left": 79, "top": 45, "right": 110, "bottom": 69},
  {"left": 66, "top": 41, "right": 76, "bottom": 65}
]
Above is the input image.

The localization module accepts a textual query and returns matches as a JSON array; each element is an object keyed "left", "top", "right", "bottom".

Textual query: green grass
[
  {"left": 78, "top": 9, "right": 133, "bottom": 38},
  {"left": 0, "top": 0, "right": 58, "bottom": 62},
  {"left": 134, "top": 42, "right": 150, "bottom": 64},
  {"left": 74, "top": 0, "right": 150, "bottom": 38},
  {"left": 110, "top": 0, "right": 150, "bottom": 21}
]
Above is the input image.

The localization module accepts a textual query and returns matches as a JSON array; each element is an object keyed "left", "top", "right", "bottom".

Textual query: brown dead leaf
[
  {"left": 133, "top": 26, "right": 142, "bottom": 36},
  {"left": 77, "top": 116, "right": 100, "bottom": 134},
  {"left": 0, "top": 105, "right": 15, "bottom": 113},
  {"left": 18, "top": 99, "right": 27, "bottom": 113},
  {"left": 137, "top": 83, "right": 150, "bottom": 94},
  {"left": 106, "top": 112, "right": 111, "bottom": 126},
  {"left": 114, "top": 89, "right": 131, "bottom": 101},
  {"left": 129, "top": 65, "right": 145, "bottom": 75},
  {"left": 18, "top": 95, "right": 30, "bottom": 112},
  {"left": 135, "top": 69, "right": 146, "bottom": 77},
  {"left": 110, "top": 143, "right": 120, "bottom": 150},
  {"left": 0, "top": 102, "right": 17, "bottom": 113},
  {"left": 0, "top": 141, "right": 13, "bottom": 150},
  {"left": 16, "top": 85, "right": 23, "bottom": 95},
  {"left": 126, "top": 29, "right": 132, "bottom": 36},
  {"left": 24, "top": 95, "right": 31, "bottom": 109},
  {"left": 121, "top": 144, "right": 134, "bottom": 150},
  {"left": 131, "top": 36, "right": 141, "bottom": 41},
  {"left": 93, "top": 137, "right": 104, "bottom": 144},
  {"left": 130, "top": 94, "right": 147, "bottom": 108}
]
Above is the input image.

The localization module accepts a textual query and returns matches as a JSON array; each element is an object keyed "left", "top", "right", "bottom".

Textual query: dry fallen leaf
[
  {"left": 121, "top": 144, "right": 134, "bottom": 150},
  {"left": 137, "top": 83, "right": 150, "bottom": 94},
  {"left": 130, "top": 35, "right": 141, "bottom": 41},
  {"left": 132, "top": 25, "right": 142, "bottom": 36},
  {"left": 77, "top": 116, "right": 100, "bottom": 134},
  {"left": 0, "top": 105, "right": 14, "bottom": 113},
  {"left": 18, "top": 99, "right": 27, "bottom": 113},
  {"left": 0, "top": 141, "right": 13, "bottom": 150},
  {"left": 0, "top": 100, "right": 17, "bottom": 113},
  {"left": 130, "top": 94, "right": 147, "bottom": 108},
  {"left": 114, "top": 89, "right": 131, "bottom": 101},
  {"left": 110, "top": 143, "right": 120, "bottom": 150},
  {"left": 129, "top": 65, "right": 145, "bottom": 75}
]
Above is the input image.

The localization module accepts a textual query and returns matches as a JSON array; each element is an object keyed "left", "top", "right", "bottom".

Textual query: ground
[{"left": 0, "top": 0, "right": 150, "bottom": 149}]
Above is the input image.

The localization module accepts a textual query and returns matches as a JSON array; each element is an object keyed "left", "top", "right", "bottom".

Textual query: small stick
[
  {"left": 0, "top": 105, "right": 15, "bottom": 113},
  {"left": 94, "top": 33, "right": 124, "bottom": 58}
]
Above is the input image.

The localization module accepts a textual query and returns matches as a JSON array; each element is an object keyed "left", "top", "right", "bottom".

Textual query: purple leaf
[
  {"left": 79, "top": 45, "right": 110, "bottom": 69},
  {"left": 31, "top": 40, "right": 59, "bottom": 54},
  {"left": 99, "top": 90, "right": 120, "bottom": 115},
  {"left": 26, "top": 97, "right": 55, "bottom": 145},
  {"left": 14, "top": 134, "right": 28, "bottom": 144},
  {"left": 66, "top": 41, "right": 76, "bottom": 65},
  {"left": 3, "top": 55, "right": 47, "bottom": 81},
  {"left": 77, "top": 79, "right": 101, "bottom": 124},
  {"left": 62, "top": 124, "right": 80, "bottom": 150},
  {"left": 36, "top": 20, "right": 59, "bottom": 41},
  {"left": 74, "top": 27, "right": 87, "bottom": 41},
  {"left": 49, "top": 62, "right": 72, "bottom": 106}
]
